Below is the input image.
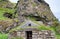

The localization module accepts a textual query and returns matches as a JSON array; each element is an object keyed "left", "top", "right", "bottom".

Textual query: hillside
[
  {"left": 16, "top": 0, "right": 57, "bottom": 25},
  {"left": 0, "top": 0, "right": 60, "bottom": 39},
  {"left": 0, "top": 0, "right": 17, "bottom": 33},
  {"left": 0, "top": 0, "right": 16, "bottom": 20},
  {"left": 0, "top": 0, "right": 15, "bottom": 9}
]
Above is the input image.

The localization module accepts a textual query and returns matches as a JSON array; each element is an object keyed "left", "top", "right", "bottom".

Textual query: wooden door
[{"left": 26, "top": 31, "right": 32, "bottom": 39}]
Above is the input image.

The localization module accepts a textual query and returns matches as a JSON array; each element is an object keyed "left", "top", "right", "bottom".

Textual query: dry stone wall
[
  {"left": 32, "top": 30, "right": 55, "bottom": 39},
  {"left": 8, "top": 30, "right": 55, "bottom": 39}
]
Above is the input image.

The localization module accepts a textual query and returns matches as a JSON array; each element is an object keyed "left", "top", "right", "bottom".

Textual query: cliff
[{"left": 16, "top": 0, "right": 56, "bottom": 24}]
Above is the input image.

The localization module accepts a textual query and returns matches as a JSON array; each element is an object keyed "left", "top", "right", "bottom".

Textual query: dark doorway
[{"left": 26, "top": 31, "right": 32, "bottom": 39}]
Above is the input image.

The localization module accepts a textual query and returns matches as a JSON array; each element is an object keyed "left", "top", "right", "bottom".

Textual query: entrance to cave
[{"left": 26, "top": 31, "right": 32, "bottom": 39}]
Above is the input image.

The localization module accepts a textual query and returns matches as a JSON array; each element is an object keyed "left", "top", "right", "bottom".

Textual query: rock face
[
  {"left": 16, "top": 0, "right": 56, "bottom": 24},
  {"left": 0, "top": 20, "right": 18, "bottom": 33},
  {"left": 3, "top": 12, "right": 13, "bottom": 19},
  {"left": 0, "top": 0, "right": 15, "bottom": 9}
]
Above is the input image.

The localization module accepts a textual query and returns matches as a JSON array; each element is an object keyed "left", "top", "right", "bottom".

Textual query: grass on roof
[{"left": 9, "top": 23, "right": 55, "bottom": 33}]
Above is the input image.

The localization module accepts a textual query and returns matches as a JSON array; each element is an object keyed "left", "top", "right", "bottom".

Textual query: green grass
[
  {"left": 56, "top": 34, "right": 60, "bottom": 39},
  {"left": 0, "top": 8, "right": 15, "bottom": 20},
  {"left": 0, "top": 33, "right": 8, "bottom": 39},
  {"left": 37, "top": 26, "right": 54, "bottom": 31}
]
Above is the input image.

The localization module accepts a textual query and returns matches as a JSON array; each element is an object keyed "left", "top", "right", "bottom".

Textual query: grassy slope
[
  {"left": 0, "top": 8, "right": 15, "bottom": 39},
  {"left": 0, "top": 2, "right": 60, "bottom": 39},
  {"left": 0, "top": 1, "right": 15, "bottom": 38},
  {"left": 0, "top": 8, "right": 60, "bottom": 39},
  {"left": 0, "top": 9, "right": 60, "bottom": 39},
  {"left": 0, "top": 34, "right": 8, "bottom": 39},
  {"left": 0, "top": 8, "right": 15, "bottom": 20},
  {"left": 0, "top": 0, "right": 16, "bottom": 39}
]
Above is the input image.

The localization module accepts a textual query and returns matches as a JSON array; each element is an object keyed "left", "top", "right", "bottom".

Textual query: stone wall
[
  {"left": 32, "top": 30, "right": 55, "bottom": 39},
  {"left": 8, "top": 30, "right": 55, "bottom": 39}
]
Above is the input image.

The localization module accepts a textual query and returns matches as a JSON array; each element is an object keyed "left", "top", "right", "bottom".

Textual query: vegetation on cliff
[{"left": 0, "top": 0, "right": 60, "bottom": 39}]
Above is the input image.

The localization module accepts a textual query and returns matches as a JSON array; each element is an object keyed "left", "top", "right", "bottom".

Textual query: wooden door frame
[{"left": 26, "top": 31, "right": 32, "bottom": 39}]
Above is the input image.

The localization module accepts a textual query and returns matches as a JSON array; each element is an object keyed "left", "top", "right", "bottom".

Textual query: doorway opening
[{"left": 26, "top": 31, "right": 32, "bottom": 39}]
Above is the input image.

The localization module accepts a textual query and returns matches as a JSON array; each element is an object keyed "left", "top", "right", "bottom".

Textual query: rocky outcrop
[
  {"left": 0, "top": 19, "right": 18, "bottom": 33},
  {"left": 3, "top": 12, "right": 13, "bottom": 19},
  {"left": 0, "top": 0, "right": 15, "bottom": 9},
  {"left": 16, "top": 0, "right": 56, "bottom": 25}
]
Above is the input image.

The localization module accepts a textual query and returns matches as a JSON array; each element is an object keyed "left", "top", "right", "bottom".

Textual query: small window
[{"left": 28, "top": 24, "right": 31, "bottom": 26}]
